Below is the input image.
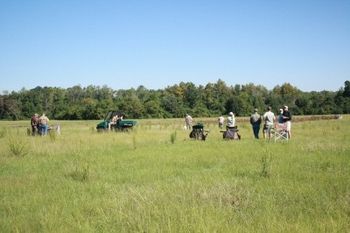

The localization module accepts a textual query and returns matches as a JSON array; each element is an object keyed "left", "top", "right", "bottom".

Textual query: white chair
[{"left": 272, "top": 123, "right": 289, "bottom": 142}]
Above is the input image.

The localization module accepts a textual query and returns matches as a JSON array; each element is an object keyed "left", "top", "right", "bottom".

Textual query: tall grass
[
  {"left": 170, "top": 130, "right": 177, "bottom": 144},
  {"left": 0, "top": 127, "right": 7, "bottom": 138},
  {"left": 0, "top": 117, "right": 349, "bottom": 232}
]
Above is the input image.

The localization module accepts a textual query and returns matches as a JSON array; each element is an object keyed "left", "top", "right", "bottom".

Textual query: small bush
[
  {"left": 68, "top": 163, "right": 90, "bottom": 182},
  {"left": 8, "top": 137, "right": 29, "bottom": 157}
]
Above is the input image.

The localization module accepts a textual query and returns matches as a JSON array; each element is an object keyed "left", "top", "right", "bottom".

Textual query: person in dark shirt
[
  {"left": 277, "top": 108, "right": 284, "bottom": 124},
  {"left": 282, "top": 106, "right": 292, "bottom": 139},
  {"left": 250, "top": 108, "right": 261, "bottom": 139},
  {"left": 30, "top": 113, "right": 39, "bottom": 136}
]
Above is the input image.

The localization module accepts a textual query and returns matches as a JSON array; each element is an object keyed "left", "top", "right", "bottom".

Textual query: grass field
[{"left": 0, "top": 116, "right": 349, "bottom": 232}]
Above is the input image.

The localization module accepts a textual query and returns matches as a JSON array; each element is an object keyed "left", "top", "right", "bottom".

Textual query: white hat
[{"left": 229, "top": 112, "right": 233, "bottom": 116}]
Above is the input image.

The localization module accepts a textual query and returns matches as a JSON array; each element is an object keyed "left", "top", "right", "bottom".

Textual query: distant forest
[{"left": 1, "top": 80, "right": 350, "bottom": 120}]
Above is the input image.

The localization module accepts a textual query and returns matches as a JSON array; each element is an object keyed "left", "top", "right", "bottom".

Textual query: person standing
[
  {"left": 30, "top": 113, "right": 39, "bottom": 136},
  {"left": 282, "top": 106, "right": 292, "bottom": 139},
  {"left": 250, "top": 108, "right": 261, "bottom": 139},
  {"left": 109, "top": 114, "right": 118, "bottom": 130},
  {"left": 185, "top": 114, "right": 193, "bottom": 130},
  {"left": 277, "top": 108, "right": 284, "bottom": 124},
  {"left": 218, "top": 115, "right": 225, "bottom": 128},
  {"left": 39, "top": 113, "right": 49, "bottom": 136},
  {"left": 227, "top": 112, "right": 235, "bottom": 128},
  {"left": 263, "top": 106, "right": 276, "bottom": 139}
]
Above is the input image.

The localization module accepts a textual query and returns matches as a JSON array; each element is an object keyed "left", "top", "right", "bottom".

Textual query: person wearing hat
[
  {"left": 250, "top": 108, "right": 262, "bottom": 139},
  {"left": 282, "top": 106, "right": 292, "bottom": 139},
  {"left": 263, "top": 106, "right": 276, "bottom": 139},
  {"left": 185, "top": 114, "right": 193, "bottom": 130},
  {"left": 277, "top": 108, "right": 284, "bottom": 124},
  {"left": 227, "top": 112, "right": 235, "bottom": 128}
]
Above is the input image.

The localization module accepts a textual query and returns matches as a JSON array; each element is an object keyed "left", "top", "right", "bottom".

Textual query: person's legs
[
  {"left": 253, "top": 125, "right": 259, "bottom": 139},
  {"left": 38, "top": 125, "right": 42, "bottom": 135},
  {"left": 263, "top": 124, "right": 267, "bottom": 139},
  {"left": 44, "top": 125, "right": 48, "bottom": 135},
  {"left": 286, "top": 121, "right": 291, "bottom": 139},
  {"left": 32, "top": 126, "right": 36, "bottom": 136},
  {"left": 267, "top": 125, "right": 272, "bottom": 139}
]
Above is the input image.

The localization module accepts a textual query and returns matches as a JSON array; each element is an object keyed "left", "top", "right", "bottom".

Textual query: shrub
[
  {"left": 68, "top": 163, "right": 90, "bottom": 182},
  {"left": 260, "top": 153, "right": 272, "bottom": 178},
  {"left": 8, "top": 137, "right": 29, "bottom": 157}
]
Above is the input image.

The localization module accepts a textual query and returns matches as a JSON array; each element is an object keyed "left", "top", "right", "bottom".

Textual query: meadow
[{"left": 0, "top": 116, "right": 349, "bottom": 232}]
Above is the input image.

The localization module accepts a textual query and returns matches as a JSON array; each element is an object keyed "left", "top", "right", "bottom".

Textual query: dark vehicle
[
  {"left": 189, "top": 123, "right": 209, "bottom": 140},
  {"left": 96, "top": 111, "right": 137, "bottom": 132}
]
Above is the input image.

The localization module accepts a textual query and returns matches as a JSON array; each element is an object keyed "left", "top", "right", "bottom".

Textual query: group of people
[
  {"left": 30, "top": 110, "right": 292, "bottom": 138},
  {"left": 217, "top": 112, "right": 236, "bottom": 129},
  {"left": 249, "top": 105, "right": 292, "bottom": 139},
  {"left": 185, "top": 112, "right": 236, "bottom": 131},
  {"left": 30, "top": 113, "right": 50, "bottom": 136},
  {"left": 108, "top": 114, "right": 123, "bottom": 130},
  {"left": 215, "top": 106, "right": 291, "bottom": 140}
]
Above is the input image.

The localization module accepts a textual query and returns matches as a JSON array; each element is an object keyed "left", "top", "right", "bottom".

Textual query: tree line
[{"left": 1, "top": 80, "right": 349, "bottom": 120}]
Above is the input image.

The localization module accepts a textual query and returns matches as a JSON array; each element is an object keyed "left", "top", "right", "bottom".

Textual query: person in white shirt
[
  {"left": 227, "top": 112, "right": 235, "bottom": 128},
  {"left": 218, "top": 116, "right": 225, "bottom": 128},
  {"left": 263, "top": 106, "right": 275, "bottom": 139},
  {"left": 185, "top": 114, "right": 193, "bottom": 130}
]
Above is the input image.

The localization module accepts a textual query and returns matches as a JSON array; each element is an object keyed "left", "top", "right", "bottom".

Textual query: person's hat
[
  {"left": 254, "top": 108, "right": 258, "bottom": 112},
  {"left": 284, "top": 105, "right": 288, "bottom": 110},
  {"left": 34, "top": 113, "right": 38, "bottom": 116},
  {"left": 229, "top": 112, "right": 233, "bottom": 116},
  {"left": 279, "top": 108, "right": 283, "bottom": 113}
]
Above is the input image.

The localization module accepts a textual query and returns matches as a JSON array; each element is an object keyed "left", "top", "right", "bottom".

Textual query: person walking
[
  {"left": 250, "top": 108, "right": 261, "bottom": 139},
  {"left": 263, "top": 106, "right": 276, "bottom": 139}
]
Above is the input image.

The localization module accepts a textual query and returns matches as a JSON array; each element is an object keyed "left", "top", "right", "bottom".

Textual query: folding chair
[
  {"left": 271, "top": 123, "right": 289, "bottom": 142},
  {"left": 221, "top": 126, "right": 241, "bottom": 140},
  {"left": 189, "top": 123, "right": 209, "bottom": 141}
]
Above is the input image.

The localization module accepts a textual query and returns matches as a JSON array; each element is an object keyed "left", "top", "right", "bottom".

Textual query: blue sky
[{"left": 1, "top": 0, "right": 349, "bottom": 92}]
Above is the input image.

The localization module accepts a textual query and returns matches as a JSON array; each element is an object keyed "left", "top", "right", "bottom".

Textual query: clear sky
[{"left": 1, "top": 0, "right": 349, "bottom": 92}]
